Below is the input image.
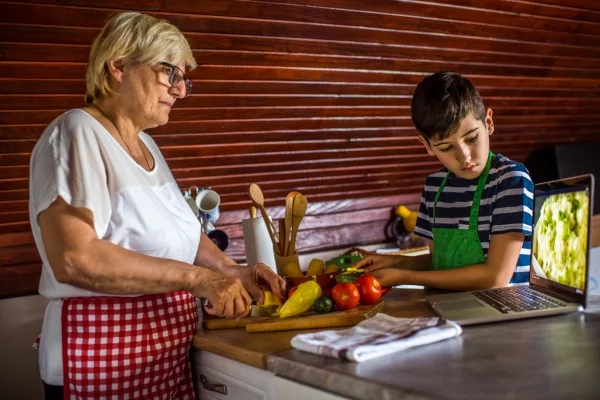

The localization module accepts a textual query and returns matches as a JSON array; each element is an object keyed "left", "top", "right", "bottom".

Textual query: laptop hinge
[{"left": 530, "top": 285, "right": 580, "bottom": 304}]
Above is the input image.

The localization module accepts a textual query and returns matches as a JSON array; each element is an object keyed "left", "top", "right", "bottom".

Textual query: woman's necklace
[{"left": 93, "top": 105, "right": 152, "bottom": 171}]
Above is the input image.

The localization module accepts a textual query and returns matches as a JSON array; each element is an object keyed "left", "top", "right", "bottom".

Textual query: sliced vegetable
[
  {"left": 336, "top": 272, "right": 363, "bottom": 283},
  {"left": 259, "top": 290, "right": 283, "bottom": 308}
]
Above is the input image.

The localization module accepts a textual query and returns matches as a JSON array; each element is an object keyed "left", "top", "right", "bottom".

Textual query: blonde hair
[{"left": 85, "top": 12, "right": 196, "bottom": 104}]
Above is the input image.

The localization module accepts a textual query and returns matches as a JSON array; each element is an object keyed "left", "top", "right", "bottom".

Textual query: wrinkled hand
[
  {"left": 227, "top": 263, "right": 287, "bottom": 304},
  {"left": 190, "top": 270, "right": 252, "bottom": 318},
  {"left": 368, "top": 268, "right": 403, "bottom": 288},
  {"left": 352, "top": 254, "right": 399, "bottom": 273}
]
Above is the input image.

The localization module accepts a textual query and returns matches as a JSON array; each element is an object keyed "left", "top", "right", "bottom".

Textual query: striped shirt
[{"left": 414, "top": 154, "right": 534, "bottom": 284}]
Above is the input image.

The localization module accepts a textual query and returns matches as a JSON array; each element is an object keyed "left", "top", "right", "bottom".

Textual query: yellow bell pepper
[
  {"left": 395, "top": 205, "right": 418, "bottom": 233},
  {"left": 283, "top": 262, "right": 304, "bottom": 278},
  {"left": 278, "top": 278, "right": 322, "bottom": 318},
  {"left": 259, "top": 290, "right": 283, "bottom": 308},
  {"left": 306, "top": 258, "right": 325, "bottom": 276}
]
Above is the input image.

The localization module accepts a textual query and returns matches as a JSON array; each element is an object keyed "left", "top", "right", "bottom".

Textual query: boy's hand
[
  {"left": 352, "top": 254, "right": 399, "bottom": 273},
  {"left": 368, "top": 269, "right": 404, "bottom": 288}
]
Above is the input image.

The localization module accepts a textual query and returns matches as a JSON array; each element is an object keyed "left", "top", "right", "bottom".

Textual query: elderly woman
[{"left": 29, "top": 12, "right": 285, "bottom": 400}]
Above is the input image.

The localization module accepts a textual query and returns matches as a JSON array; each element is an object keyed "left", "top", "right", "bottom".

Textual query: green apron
[{"left": 431, "top": 152, "right": 494, "bottom": 270}]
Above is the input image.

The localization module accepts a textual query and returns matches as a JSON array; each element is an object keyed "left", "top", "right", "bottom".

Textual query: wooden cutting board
[{"left": 202, "top": 301, "right": 385, "bottom": 333}]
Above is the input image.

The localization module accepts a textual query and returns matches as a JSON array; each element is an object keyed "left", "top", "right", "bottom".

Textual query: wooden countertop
[{"left": 192, "top": 288, "right": 434, "bottom": 369}]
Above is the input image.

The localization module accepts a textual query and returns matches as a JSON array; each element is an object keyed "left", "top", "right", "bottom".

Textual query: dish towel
[{"left": 291, "top": 313, "right": 462, "bottom": 362}]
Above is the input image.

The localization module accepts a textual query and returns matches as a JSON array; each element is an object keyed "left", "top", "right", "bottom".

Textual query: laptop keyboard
[{"left": 473, "top": 286, "right": 567, "bottom": 313}]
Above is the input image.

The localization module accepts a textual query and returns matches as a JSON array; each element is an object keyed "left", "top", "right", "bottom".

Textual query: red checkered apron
[{"left": 61, "top": 291, "right": 198, "bottom": 400}]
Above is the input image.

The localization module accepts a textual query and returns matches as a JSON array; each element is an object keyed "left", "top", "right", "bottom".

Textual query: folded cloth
[{"left": 291, "top": 313, "right": 462, "bottom": 362}]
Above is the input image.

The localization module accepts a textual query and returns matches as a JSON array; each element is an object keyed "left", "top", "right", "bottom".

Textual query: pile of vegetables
[
  {"left": 277, "top": 272, "right": 382, "bottom": 318},
  {"left": 261, "top": 251, "right": 384, "bottom": 318}
]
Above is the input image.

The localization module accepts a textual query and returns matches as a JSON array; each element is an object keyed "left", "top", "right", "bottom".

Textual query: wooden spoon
[
  {"left": 284, "top": 195, "right": 295, "bottom": 255},
  {"left": 248, "top": 183, "right": 279, "bottom": 254},
  {"left": 289, "top": 193, "right": 308, "bottom": 255},
  {"left": 286, "top": 191, "right": 301, "bottom": 201},
  {"left": 279, "top": 218, "right": 286, "bottom": 254}
]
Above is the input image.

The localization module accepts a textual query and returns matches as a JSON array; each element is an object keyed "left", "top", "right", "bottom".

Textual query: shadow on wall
[
  {"left": 524, "top": 142, "right": 600, "bottom": 215},
  {"left": 0, "top": 295, "right": 50, "bottom": 400}
]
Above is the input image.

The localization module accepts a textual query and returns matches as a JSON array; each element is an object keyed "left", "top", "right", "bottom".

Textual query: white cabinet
[
  {"left": 266, "top": 376, "right": 349, "bottom": 400},
  {"left": 192, "top": 350, "right": 273, "bottom": 400},
  {"left": 192, "top": 349, "right": 349, "bottom": 400}
]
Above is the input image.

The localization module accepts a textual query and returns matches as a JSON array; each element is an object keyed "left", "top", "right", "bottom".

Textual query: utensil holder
[{"left": 273, "top": 247, "right": 300, "bottom": 277}]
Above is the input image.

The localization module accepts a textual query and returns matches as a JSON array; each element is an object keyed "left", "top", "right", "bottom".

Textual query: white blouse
[{"left": 29, "top": 109, "right": 201, "bottom": 384}]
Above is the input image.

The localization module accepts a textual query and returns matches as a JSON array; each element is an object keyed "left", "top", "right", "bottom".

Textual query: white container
[{"left": 241, "top": 216, "right": 277, "bottom": 273}]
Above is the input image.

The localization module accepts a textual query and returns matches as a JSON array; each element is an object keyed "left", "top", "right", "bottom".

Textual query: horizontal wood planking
[
  {"left": 1, "top": 0, "right": 600, "bottom": 297},
  {"left": 0, "top": 194, "right": 420, "bottom": 268},
  {"left": 0, "top": 263, "right": 42, "bottom": 299}
]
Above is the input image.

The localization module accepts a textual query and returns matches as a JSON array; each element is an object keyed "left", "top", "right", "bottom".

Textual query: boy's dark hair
[{"left": 411, "top": 71, "right": 486, "bottom": 141}]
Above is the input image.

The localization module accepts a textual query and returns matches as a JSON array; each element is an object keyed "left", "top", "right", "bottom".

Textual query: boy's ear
[
  {"left": 485, "top": 108, "right": 495, "bottom": 136},
  {"left": 105, "top": 59, "right": 125, "bottom": 84},
  {"left": 418, "top": 135, "right": 435, "bottom": 156}
]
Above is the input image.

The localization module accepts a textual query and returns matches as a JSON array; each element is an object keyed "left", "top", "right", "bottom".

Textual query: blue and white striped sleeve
[
  {"left": 414, "top": 187, "right": 433, "bottom": 240},
  {"left": 490, "top": 164, "right": 534, "bottom": 236}
]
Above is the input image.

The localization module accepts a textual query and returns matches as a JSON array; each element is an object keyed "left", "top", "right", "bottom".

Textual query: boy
[{"left": 354, "top": 71, "right": 533, "bottom": 290}]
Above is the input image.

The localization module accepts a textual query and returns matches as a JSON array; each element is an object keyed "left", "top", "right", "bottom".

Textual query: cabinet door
[
  {"left": 193, "top": 349, "right": 274, "bottom": 400},
  {"left": 197, "top": 366, "right": 265, "bottom": 400},
  {"left": 267, "top": 376, "right": 349, "bottom": 400}
]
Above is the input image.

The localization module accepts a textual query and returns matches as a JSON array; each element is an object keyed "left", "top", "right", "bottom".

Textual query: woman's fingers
[
  {"left": 240, "top": 286, "right": 253, "bottom": 310},
  {"left": 243, "top": 277, "right": 265, "bottom": 305},
  {"left": 203, "top": 304, "right": 219, "bottom": 316},
  {"left": 255, "top": 264, "right": 287, "bottom": 299},
  {"left": 203, "top": 299, "right": 224, "bottom": 317},
  {"left": 233, "top": 295, "right": 249, "bottom": 318},
  {"left": 200, "top": 275, "right": 252, "bottom": 318}
]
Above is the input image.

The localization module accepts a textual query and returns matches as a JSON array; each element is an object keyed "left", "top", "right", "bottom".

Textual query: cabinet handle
[{"left": 199, "top": 374, "right": 228, "bottom": 395}]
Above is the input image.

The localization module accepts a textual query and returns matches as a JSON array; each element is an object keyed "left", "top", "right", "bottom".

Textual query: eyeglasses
[{"left": 158, "top": 62, "right": 193, "bottom": 97}]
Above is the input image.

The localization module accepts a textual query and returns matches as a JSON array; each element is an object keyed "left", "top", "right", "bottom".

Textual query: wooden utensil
[
  {"left": 286, "top": 191, "right": 301, "bottom": 200},
  {"left": 248, "top": 183, "right": 280, "bottom": 254},
  {"left": 288, "top": 193, "right": 308, "bottom": 255},
  {"left": 202, "top": 316, "right": 270, "bottom": 330},
  {"left": 246, "top": 301, "right": 385, "bottom": 333},
  {"left": 202, "top": 301, "right": 386, "bottom": 332},
  {"left": 279, "top": 218, "right": 286, "bottom": 253},
  {"left": 284, "top": 196, "right": 295, "bottom": 255}
]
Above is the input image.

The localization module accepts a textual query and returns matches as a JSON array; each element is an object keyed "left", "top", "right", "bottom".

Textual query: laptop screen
[{"left": 531, "top": 174, "right": 594, "bottom": 305}]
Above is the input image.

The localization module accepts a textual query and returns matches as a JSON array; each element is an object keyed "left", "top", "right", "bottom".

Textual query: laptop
[{"left": 427, "top": 174, "right": 594, "bottom": 326}]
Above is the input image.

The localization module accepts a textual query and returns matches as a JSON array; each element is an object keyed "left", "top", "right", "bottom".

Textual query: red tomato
[
  {"left": 287, "top": 286, "right": 298, "bottom": 299},
  {"left": 331, "top": 282, "right": 360, "bottom": 310},
  {"left": 354, "top": 275, "right": 382, "bottom": 305}
]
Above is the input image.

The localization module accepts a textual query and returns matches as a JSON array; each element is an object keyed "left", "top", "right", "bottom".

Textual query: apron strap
[
  {"left": 433, "top": 152, "right": 494, "bottom": 228},
  {"left": 469, "top": 152, "right": 494, "bottom": 230},
  {"left": 433, "top": 172, "right": 451, "bottom": 226}
]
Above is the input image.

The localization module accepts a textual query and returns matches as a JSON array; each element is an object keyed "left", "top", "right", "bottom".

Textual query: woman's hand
[
  {"left": 352, "top": 255, "right": 399, "bottom": 273},
  {"left": 189, "top": 271, "right": 252, "bottom": 318},
  {"left": 227, "top": 263, "right": 287, "bottom": 304}
]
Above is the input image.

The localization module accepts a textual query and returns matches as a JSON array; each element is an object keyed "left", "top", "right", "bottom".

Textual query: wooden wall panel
[{"left": 1, "top": 0, "right": 600, "bottom": 297}]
